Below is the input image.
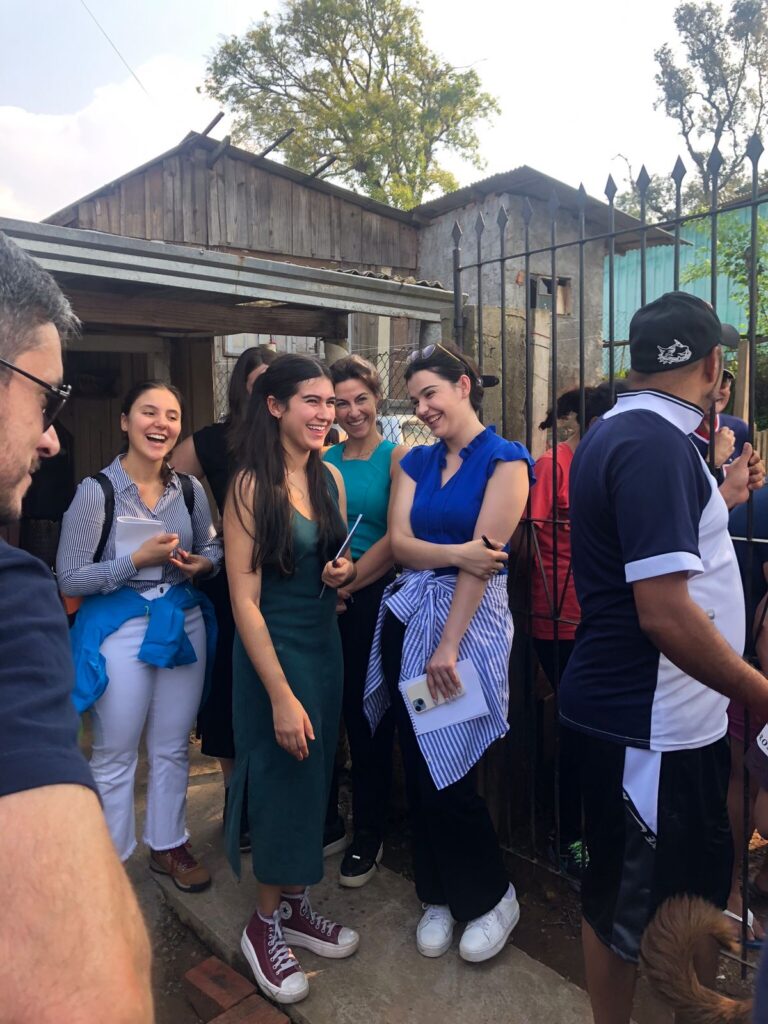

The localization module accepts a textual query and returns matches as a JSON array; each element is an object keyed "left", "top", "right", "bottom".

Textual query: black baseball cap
[{"left": 629, "top": 292, "right": 736, "bottom": 373}]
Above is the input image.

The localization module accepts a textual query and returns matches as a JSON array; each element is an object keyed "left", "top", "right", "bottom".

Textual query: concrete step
[{"left": 152, "top": 770, "right": 594, "bottom": 1024}]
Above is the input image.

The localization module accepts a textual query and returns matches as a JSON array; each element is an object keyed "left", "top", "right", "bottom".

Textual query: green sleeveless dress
[{"left": 225, "top": 483, "right": 343, "bottom": 885}]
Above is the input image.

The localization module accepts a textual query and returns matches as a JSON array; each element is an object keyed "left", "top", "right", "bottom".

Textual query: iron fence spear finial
[{"left": 746, "top": 133, "right": 764, "bottom": 167}]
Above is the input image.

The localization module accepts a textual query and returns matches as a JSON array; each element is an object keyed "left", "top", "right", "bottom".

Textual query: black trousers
[
  {"left": 531, "top": 637, "right": 581, "bottom": 846},
  {"left": 326, "top": 574, "right": 396, "bottom": 841},
  {"left": 381, "top": 610, "right": 509, "bottom": 922}
]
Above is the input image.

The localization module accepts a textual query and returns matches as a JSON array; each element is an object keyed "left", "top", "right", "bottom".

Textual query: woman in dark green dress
[{"left": 224, "top": 354, "right": 360, "bottom": 1005}]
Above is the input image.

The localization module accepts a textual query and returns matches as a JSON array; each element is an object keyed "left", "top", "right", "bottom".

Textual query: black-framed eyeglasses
[
  {"left": 0, "top": 356, "right": 72, "bottom": 429},
  {"left": 406, "top": 342, "right": 481, "bottom": 384}
]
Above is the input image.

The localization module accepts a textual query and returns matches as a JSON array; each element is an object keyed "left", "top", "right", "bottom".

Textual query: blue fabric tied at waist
[
  {"left": 363, "top": 569, "right": 513, "bottom": 789},
  {"left": 69, "top": 583, "right": 217, "bottom": 713}
]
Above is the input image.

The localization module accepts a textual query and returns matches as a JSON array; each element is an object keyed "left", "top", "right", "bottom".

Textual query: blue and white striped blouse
[
  {"left": 56, "top": 456, "right": 223, "bottom": 596},
  {"left": 363, "top": 427, "right": 532, "bottom": 790},
  {"left": 364, "top": 570, "right": 514, "bottom": 790}
]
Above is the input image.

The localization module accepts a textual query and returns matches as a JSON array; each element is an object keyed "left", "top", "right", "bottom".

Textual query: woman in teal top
[{"left": 323, "top": 355, "right": 406, "bottom": 888}]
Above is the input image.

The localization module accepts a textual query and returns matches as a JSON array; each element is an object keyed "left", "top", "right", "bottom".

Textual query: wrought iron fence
[{"left": 450, "top": 137, "right": 767, "bottom": 972}]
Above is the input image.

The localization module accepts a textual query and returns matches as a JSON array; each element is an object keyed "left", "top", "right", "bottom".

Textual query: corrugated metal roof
[
  {"left": 1, "top": 217, "right": 453, "bottom": 322},
  {"left": 412, "top": 165, "right": 671, "bottom": 248}
]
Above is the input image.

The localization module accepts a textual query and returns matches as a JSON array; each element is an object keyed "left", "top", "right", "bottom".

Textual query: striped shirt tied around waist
[{"left": 364, "top": 569, "right": 513, "bottom": 790}]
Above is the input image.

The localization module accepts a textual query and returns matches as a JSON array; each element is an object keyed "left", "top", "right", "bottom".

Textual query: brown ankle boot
[{"left": 149, "top": 842, "right": 211, "bottom": 893}]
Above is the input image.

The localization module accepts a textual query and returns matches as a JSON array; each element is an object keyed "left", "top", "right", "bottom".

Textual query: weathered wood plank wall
[{"left": 54, "top": 145, "right": 419, "bottom": 274}]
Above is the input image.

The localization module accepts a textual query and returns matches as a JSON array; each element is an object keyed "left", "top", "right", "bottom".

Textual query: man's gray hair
[{"left": 0, "top": 232, "right": 79, "bottom": 365}]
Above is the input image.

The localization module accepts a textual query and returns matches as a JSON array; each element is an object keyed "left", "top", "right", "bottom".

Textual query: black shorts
[{"left": 568, "top": 728, "right": 732, "bottom": 963}]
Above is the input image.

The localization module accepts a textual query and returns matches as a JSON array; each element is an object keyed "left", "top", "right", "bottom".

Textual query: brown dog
[{"left": 640, "top": 896, "right": 752, "bottom": 1022}]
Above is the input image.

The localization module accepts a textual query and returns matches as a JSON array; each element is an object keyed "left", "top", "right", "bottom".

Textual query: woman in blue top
[
  {"left": 364, "top": 341, "right": 532, "bottom": 964},
  {"left": 323, "top": 355, "right": 406, "bottom": 887}
]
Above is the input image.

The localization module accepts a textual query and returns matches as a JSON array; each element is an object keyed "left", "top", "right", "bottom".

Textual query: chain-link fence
[{"left": 213, "top": 343, "right": 434, "bottom": 447}]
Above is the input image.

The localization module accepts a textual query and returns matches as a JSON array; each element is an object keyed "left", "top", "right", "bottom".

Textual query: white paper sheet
[
  {"left": 398, "top": 659, "right": 490, "bottom": 736},
  {"left": 114, "top": 516, "right": 164, "bottom": 581}
]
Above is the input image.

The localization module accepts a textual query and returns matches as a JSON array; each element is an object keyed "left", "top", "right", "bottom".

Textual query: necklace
[
  {"left": 285, "top": 470, "right": 308, "bottom": 503},
  {"left": 342, "top": 437, "right": 381, "bottom": 461}
]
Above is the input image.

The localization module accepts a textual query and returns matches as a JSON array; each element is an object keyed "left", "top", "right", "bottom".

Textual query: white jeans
[{"left": 90, "top": 605, "right": 207, "bottom": 861}]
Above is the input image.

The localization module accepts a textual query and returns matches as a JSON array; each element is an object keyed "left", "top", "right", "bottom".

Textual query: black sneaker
[
  {"left": 323, "top": 814, "right": 350, "bottom": 858},
  {"left": 339, "top": 832, "right": 383, "bottom": 888}
]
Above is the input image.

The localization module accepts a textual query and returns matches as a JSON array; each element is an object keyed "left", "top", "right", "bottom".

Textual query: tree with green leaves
[
  {"left": 618, "top": 0, "right": 768, "bottom": 219},
  {"left": 203, "top": 0, "right": 499, "bottom": 209},
  {"left": 681, "top": 212, "right": 768, "bottom": 331}
]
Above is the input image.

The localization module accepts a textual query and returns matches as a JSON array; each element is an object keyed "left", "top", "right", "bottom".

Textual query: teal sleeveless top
[{"left": 323, "top": 439, "right": 396, "bottom": 559}]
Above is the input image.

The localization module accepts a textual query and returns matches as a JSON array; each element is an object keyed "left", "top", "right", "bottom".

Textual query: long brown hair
[{"left": 229, "top": 354, "right": 345, "bottom": 576}]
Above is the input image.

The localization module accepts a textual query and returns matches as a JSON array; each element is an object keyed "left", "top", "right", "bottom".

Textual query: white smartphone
[{"left": 404, "top": 675, "right": 466, "bottom": 715}]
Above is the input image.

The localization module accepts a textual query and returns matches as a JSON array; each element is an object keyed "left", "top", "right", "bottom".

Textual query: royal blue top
[
  {"left": 323, "top": 439, "right": 396, "bottom": 560},
  {"left": 400, "top": 426, "right": 534, "bottom": 570}
]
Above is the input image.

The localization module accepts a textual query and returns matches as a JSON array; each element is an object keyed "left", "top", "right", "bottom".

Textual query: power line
[{"left": 79, "top": 0, "right": 150, "bottom": 97}]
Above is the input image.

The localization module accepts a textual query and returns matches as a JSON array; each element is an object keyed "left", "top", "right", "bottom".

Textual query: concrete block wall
[{"left": 416, "top": 192, "right": 606, "bottom": 419}]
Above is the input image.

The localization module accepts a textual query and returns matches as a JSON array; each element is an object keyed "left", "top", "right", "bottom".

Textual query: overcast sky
[{"left": 0, "top": 0, "right": 691, "bottom": 221}]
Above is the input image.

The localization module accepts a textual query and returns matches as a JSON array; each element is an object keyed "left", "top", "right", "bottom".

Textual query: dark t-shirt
[
  {"left": 192, "top": 422, "right": 230, "bottom": 515},
  {"left": 560, "top": 390, "right": 743, "bottom": 751},
  {"left": 0, "top": 539, "right": 96, "bottom": 798},
  {"left": 729, "top": 485, "right": 768, "bottom": 644}
]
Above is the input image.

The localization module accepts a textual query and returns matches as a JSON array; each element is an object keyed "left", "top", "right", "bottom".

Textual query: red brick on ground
[
  {"left": 212, "top": 994, "right": 290, "bottom": 1024},
  {"left": 183, "top": 956, "right": 256, "bottom": 1021}
]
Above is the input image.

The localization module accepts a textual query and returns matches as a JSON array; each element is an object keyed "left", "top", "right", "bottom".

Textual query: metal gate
[{"left": 450, "top": 138, "right": 766, "bottom": 969}]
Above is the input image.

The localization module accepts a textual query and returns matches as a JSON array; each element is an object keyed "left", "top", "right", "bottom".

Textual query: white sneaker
[
  {"left": 459, "top": 885, "right": 520, "bottom": 963},
  {"left": 416, "top": 904, "right": 455, "bottom": 957}
]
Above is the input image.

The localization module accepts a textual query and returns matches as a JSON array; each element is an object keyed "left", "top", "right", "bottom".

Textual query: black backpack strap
[
  {"left": 177, "top": 472, "right": 195, "bottom": 519},
  {"left": 92, "top": 472, "right": 115, "bottom": 563}
]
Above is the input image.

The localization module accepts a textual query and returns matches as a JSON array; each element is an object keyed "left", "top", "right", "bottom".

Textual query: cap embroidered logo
[{"left": 656, "top": 340, "right": 693, "bottom": 366}]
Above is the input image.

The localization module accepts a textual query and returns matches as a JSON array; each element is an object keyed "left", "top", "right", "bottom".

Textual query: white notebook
[
  {"left": 114, "top": 516, "right": 164, "bottom": 581},
  {"left": 398, "top": 659, "right": 490, "bottom": 736}
]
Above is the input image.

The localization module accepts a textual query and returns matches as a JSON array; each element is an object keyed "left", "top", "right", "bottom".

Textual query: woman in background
[
  {"left": 224, "top": 354, "right": 359, "bottom": 1004},
  {"left": 323, "top": 355, "right": 406, "bottom": 886},
  {"left": 173, "top": 344, "right": 276, "bottom": 849},
  {"left": 57, "top": 381, "right": 222, "bottom": 892}
]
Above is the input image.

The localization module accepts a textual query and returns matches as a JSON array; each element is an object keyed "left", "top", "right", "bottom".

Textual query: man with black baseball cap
[{"left": 560, "top": 291, "right": 768, "bottom": 1024}]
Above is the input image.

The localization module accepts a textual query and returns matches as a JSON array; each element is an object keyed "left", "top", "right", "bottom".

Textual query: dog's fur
[{"left": 640, "top": 896, "right": 752, "bottom": 1023}]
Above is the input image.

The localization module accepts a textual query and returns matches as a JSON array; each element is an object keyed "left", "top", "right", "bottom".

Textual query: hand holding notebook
[{"left": 398, "top": 659, "right": 490, "bottom": 735}]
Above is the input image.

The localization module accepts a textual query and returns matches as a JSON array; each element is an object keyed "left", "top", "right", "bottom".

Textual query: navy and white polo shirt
[{"left": 559, "top": 389, "right": 744, "bottom": 751}]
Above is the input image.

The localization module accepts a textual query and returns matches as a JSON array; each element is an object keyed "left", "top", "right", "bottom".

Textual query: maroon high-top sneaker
[
  {"left": 240, "top": 908, "right": 309, "bottom": 1004},
  {"left": 280, "top": 888, "right": 360, "bottom": 959}
]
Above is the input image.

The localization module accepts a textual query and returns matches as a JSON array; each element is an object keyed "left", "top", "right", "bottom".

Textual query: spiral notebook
[
  {"left": 114, "top": 516, "right": 164, "bottom": 581},
  {"left": 398, "top": 659, "right": 490, "bottom": 736}
]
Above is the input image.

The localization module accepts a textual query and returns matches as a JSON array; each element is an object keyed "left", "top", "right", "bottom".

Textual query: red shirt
[{"left": 528, "top": 442, "right": 580, "bottom": 640}]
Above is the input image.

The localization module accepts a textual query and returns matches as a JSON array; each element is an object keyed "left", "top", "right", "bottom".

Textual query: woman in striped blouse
[
  {"left": 364, "top": 341, "right": 533, "bottom": 964},
  {"left": 57, "top": 380, "right": 222, "bottom": 893}
]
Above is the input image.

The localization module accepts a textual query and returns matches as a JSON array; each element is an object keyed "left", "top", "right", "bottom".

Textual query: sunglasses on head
[
  {"left": 406, "top": 342, "right": 481, "bottom": 384},
  {"left": 0, "top": 356, "right": 72, "bottom": 429}
]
